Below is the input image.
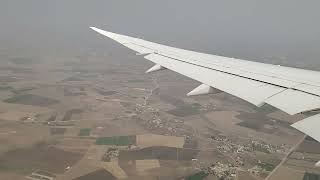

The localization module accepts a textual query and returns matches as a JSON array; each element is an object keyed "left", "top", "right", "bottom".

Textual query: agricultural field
[
  {"left": 4, "top": 94, "right": 59, "bottom": 106},
  {"left": 95, "top": 136, "right": 135, "bottom": 146}
]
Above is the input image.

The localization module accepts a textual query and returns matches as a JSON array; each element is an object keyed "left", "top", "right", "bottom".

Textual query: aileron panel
[{"left": 265, "top": 89, "right": 320, "bottom": 115}]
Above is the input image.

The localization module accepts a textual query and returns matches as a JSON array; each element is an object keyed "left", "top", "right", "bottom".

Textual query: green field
[
  {"left": 0, "top": 86, "right": 34, "bottom": 94},
  {"left": 95, "top": 136, "right": 130, "bottom": 146},
  {"left": 11, "top": 87, "right": 35, "bottom": 94},
  {"left": 3, "top": 94, "right": 59, "bottom": 106},
  {"left": 78, "top": 128, "right": 91, "bottom": 136},
  {"left": 0, "top": 86, "right": 14, "bottom": 91},
  {"left": 186, "top": 171, "right": 208, "bottom": 180},
  {"left": 168, "top": 103, "right": 202, "bottom": 117},
  {"left": 303, "top": 172, "right": 320, "bottom": 180},
  {"left": 258, "top": 162, "right": 276, "bottom": 171}
]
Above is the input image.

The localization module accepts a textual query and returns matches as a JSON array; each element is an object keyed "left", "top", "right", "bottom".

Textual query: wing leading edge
[{"left": 90, "top": 27, "right": 320, "bottom": 153}]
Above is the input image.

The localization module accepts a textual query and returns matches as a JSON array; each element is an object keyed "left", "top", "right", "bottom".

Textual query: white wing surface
[{"left": 90, "top": 27, "right": 320, "bottom": 145}]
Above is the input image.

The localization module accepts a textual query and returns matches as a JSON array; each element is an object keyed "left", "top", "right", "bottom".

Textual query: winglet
[
  {"left": 316, "top": 161, "right": 320, "bottom": 167},
  {"left": 90, "top": 26, "right": 110, "bottom": 36},
  {"left": 89, "top": 26, "right": 98, "bottom": 31}
]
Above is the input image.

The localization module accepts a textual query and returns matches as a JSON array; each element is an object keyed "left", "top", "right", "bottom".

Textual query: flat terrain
[
  {"left": 0, "top": 49, "right": 316, "bottom": 180},
  {"left": 136, "top": 134, "right": 185, "bottom": 148},
  {"left": 0, "top": 142, "right": 84, "bottom": 174}
]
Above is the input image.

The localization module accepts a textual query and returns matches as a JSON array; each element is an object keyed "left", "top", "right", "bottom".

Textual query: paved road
[{"left": 265, "top": 134, "right": 307, "bottom": 180}]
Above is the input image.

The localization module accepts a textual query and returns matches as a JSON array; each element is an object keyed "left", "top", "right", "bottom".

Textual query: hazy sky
[{"left": 1, "top": 0, "right": 320, "bottom": 69}]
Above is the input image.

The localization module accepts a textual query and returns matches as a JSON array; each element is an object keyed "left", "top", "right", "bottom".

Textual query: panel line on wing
[
  {"left": 153, "top": 52, "right": 302, "bottom": 89},
  {"left": 144, "top": 53, "right": 286, "bottom": 107}
]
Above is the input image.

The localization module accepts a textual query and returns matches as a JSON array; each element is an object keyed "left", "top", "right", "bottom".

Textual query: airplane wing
[{"left": 90, "top": 27, "right": 320, "bottom": 149}]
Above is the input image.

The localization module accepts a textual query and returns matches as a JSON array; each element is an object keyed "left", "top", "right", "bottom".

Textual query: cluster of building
[
  {"left": 101, "top": 148, "right": 120, "bottom": 162},
  {"left": 134, "top": 102, "right": 187, "bottom": 136},
  {"left": 212, "top": 135, "right": 286, "bottom": 155},
  {"left": 210, "top": 135, "right": 229, "bottom": 142},
  {"left": 200, "top": 102, "right": 218, "bottom": 112},
  {"left": 251, "top": 140, "right": 286, "bottom": 154},
  {"left": 216, "top": 140, "right": 252, "bottom": 154},
  {"left": 209, "top": 134, "right": 286, "bottom": 177},
  {"left": 203, "top": 162, "right": 237, "bottom": 179}
]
